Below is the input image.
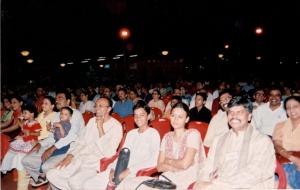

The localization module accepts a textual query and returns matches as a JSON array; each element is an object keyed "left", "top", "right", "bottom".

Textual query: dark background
[{"left": 1, "top": 0, "right": 300, "bottom": 86}]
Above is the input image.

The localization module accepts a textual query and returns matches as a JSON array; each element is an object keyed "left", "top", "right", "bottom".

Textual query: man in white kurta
[
  {"left": 203, "top": 90, "right": 232, "bottom": 147},
  {"left": 46, "top": 98, "right": 123, "bottom": 190},
  {"left": 196, "top": 96, "right": 276, "bottom": 190},
  {"left": 83, "top": 126, "right": 161, "bottom": 190}
]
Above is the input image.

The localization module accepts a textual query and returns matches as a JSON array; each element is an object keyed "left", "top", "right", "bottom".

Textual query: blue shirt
[{"left": 113, "top": 99, "right": 134, "bottom": 118}]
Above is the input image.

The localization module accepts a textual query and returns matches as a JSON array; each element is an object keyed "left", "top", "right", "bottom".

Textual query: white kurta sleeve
[{"left": 92, "top": 121, "right": 123, "bottom": 158}]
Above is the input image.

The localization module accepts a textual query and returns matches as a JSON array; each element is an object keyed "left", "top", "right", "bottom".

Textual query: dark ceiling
[{"left": 1, "top": 0, "right": 300, "bottom": 71}]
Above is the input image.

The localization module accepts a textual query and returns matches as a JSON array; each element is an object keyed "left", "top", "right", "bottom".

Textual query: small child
[
  {"left": 47, "top": 106, "right": 73, "bottom": 156},
  {"left": 1, "top": 104, "right": 41, "bottom": 173}
]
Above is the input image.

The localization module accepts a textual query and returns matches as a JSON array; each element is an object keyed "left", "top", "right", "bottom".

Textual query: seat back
[
  {"left": 111, "top": 112, "right": 123, "bottom": 123},
  {"left": 151, "top": 107, "right": 163, "bottom": 120},
  {"left": 275, "top": 159, "right": 287, "bottom": 189},
  {"left": 187, "top": 121, "right": 209, "bottom": 140},
  {"left": 99, "top": 130, "right": 127, "bottom": 172},
  {"left": 122, "top": 115, "right": 136, "bottom": 133},
  {"left": 150, "top": 118, "right": 171, "bottom": 140},
  {"left": 82, "top": 111, "right": 94, "bottom": 125}
]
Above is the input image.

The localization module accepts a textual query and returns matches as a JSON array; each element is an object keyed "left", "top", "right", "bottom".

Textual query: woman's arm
[
  {"left": 1, "top": 118, "right": 21, "bottom": 133},
  {"left": 165, "top": 147, "right": 197, "bottom": 170},
  {"left": 157, "top": 151, "right": 180, "bottom": 172},
  {"left": 1, "top": 117, "right": 14, "bottom": 129}
]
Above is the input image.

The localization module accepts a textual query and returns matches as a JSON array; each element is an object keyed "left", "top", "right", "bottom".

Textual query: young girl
[{"left": 1, "top": 104, "right": 41, "bottom": 173}]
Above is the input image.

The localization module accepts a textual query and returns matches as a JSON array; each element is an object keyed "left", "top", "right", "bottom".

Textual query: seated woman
[
  {"left": 273, "top": 96, "right": 300, "bottom": 189},
  {"left": 1, "top": 95, "right": 24, "bottom": 138},
  {"left": 82, "top": 100, "right": 161, "bottom": 190},
  {"left": 117, "top": 102, "right": 205, "bottom": 190}
]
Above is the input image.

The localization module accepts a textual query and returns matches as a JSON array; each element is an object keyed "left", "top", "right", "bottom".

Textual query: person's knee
[
  {"left": 41, "top": 161, "right": 51, "bottom": 173},
  {"left": 68, "top": 177, "right": 82, "bottom": 190},
  {"left": 46, "top": 168, "right": 56, "bottom": 182},
  {"left": 21, "top": 154, "right": 31, "bottom": 168}
]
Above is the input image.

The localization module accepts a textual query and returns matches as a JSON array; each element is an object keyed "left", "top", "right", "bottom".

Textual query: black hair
[
  {"left": 61, "top": 106, "right": 73, "bottom": 116},
  {"left": 44, "top": 96, "right": 56, "bottom": 106},
  {"left": 195, "top": 92, "right": 207, "bottom": 101},
  {"left": 56, "top": 90, "right": 72, "bottom": 102},
  {"left": 171, "top": 102, "right": 189, "bottom": 117},
  {"left": 10, "top": 95, "right": 24, "bottom": 103},
  {"left": 284, "top": 96, "right": 300, "bottom": 110},
  {"left": 219, "top": 89, "right": 234, "bottom": 98},
  {"left": 133, "top": 100, "right": 151, "bottom": 115},
  {"left": 227, "top": 96, "right": 253, "bottom": 113},
  {"left": 22, "top": 104, "right": 38, "bottom": 117}
]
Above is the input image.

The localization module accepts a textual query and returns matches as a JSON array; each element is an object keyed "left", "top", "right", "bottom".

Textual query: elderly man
[
  {"left": 47, "top": 97, "right": 123, "bottom": 190},
  {"left": 196, "top": 96, "right": 275, "bottom": 189}
]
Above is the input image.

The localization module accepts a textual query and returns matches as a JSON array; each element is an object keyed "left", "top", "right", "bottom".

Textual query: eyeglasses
[{"left": 94, "top": 105, "right": 109, "bottom": 108}]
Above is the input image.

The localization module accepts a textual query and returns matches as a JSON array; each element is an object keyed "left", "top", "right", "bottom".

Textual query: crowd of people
[{"left": 1, "top": 79, "right": 300, "bottom": 190}]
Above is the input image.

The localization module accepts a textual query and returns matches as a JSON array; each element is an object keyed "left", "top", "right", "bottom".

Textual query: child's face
[
  {"left": 22, "top": 110, "right": 33, "bottom": 120},
  {"left": 60, "top": 109, "right": 71, "bottom": 121}
]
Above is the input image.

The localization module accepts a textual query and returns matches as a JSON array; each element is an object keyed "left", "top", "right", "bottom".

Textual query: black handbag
[{"left": 135, "top": 175, "right": 176, "bottom": 190}]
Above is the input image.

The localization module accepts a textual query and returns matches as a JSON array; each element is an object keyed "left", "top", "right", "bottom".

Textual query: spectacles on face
[{"left": 94, "top": 105, "right": 109, "bottom": 108}]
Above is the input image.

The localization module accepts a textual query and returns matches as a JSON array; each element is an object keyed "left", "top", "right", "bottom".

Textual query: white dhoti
[{"left": 47, "top": 158, "right": 98, "bottom": 190}]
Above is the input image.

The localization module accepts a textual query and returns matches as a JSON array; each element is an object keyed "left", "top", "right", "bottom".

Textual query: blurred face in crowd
[
  {"left": 269, "top": 89, "right": 282, "bottom": 108},
  {"left": 173, "top": 89, "right": 181, "bottom": 96},
  {"left": 195, "top": 95, "right": 205, "bottom": 108},
  {"left": 285, "top": 98, "right": 300, "bottom": 120},
  {"left": 36, "top": 87, "right": 44, "bottom": 97},
  {"left": 129, "top": 91, "right": 137, "bottom": 101},
  {"left": 42, "top": 98, "right": 54, "bottom": 113},
  {"left": 219, "top": 93, "right": 232, "bottom": 111},
  {"left": 80, "top": 93, "right": 88, "bottom": 102},
  {"left": 254, "top": 90, "right": 265, "bottom": 104},
  {"left": 103, "top": 88, "right": 111, "bottom": 98},
  {"left": 152, "top": 91, "right": 160, "bottom": 100},
  {"left": 118, "top": 90, "right": 127, "bottom": 101},
  {"left": 3, "top": 98, "right": 12, "bottom": 110},
  {"left": 11, "top": 98, "right": 23, "bottom": 111},
  {"left": 56, "top": 93, "right": 69, "bottom": 110}
]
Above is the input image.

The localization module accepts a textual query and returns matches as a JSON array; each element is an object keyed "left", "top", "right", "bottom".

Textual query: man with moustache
[{"left": 195, "top": 96, "right": 275, "bottom": 189}]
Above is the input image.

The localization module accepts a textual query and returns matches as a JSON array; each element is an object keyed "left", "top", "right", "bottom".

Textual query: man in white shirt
[
  {"left": 47, "top": 97, "right": 123, "bottom": 190},
  {"left": 252, "top": 87, "right": 287, "bottom": 136}
]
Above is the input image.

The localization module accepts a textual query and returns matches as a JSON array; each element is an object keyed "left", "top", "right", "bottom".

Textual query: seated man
[
  {"left": 273, "top": 96, "right": 300, "bottom": 189},
  {"left": 47, "top": 97, "right": 123, "bottom": 190},
  {"left": 195, "top": 96, "right": 275, "bottom": 189}
]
